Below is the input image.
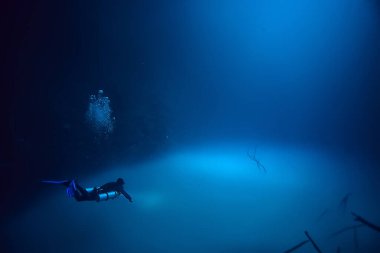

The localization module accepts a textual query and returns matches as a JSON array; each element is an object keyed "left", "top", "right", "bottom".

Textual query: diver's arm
[
  {"left": 352, "top": 212, "right": 380, "bottom": 233},
  {"left": 120, "top": 189, "right": 133, "bottom": 202}
]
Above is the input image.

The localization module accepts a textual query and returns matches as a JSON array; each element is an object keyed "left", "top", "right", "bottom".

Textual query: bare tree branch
[{"left": 247, "top": 148, "right": 267, "bottom": 173}]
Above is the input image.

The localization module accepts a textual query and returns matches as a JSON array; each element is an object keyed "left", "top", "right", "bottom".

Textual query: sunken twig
[
  {"left": 352, "top": 212, "right": 380, "bottom": 233},
  {"left": 329, "top": 224, "right": 364, "bottom": 238},
  {"left": 247, "top": 148, "right": 267, "bottom": 173},
  {"left": 283, "top": 239, "right": 309, "bottom": 253},
  {"left": 304, "top": 231, "right": 322, "bottom": 253},
  {"left": 339, "top": 193, "right": 352, "bottom": 214},
  {"left": 353, "top": 225, "right": 359, "bottom": 253},
  {"left": 316, "top": 208, "right": 329, "bottom": 222}
]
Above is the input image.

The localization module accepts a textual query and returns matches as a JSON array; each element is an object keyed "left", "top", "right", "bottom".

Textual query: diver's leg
[
  {"left": 73, "top": 191, "right": 86, "bottom": 201},
  {"left": 69, "top": 180, "right": 91, "bottom": 201},
  {"left": 75, "top": 182, "right": 89, "bottom": 196}
]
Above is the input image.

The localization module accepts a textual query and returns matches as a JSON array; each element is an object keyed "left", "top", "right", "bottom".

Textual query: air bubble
[{"left": 86, "top": 90, "right": 115, "bottom": 136}]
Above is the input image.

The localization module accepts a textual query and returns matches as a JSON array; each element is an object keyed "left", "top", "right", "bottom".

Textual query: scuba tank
[
  {"left": 97, "top": 191, "right": 121, "bottom": 201},
  {"left": 87, "top": 187, "right": 120, "bottom": 201},
  {"left": 87, "top": 187, "right": 121, "bottom": 201}
]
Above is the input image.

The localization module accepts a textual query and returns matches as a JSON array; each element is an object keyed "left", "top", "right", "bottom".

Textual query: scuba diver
[{"left": 42, "top": 178, "right": 133, "bottom": 203}]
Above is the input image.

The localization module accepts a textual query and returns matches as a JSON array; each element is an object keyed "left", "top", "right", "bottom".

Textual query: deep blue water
[{"left": 2, "top": 0, "right": 380, "bottom": 252}]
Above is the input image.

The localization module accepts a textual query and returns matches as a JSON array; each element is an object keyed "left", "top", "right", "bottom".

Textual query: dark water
[{"left": 2, "top": 0, "right": 380, "bottom": 252}]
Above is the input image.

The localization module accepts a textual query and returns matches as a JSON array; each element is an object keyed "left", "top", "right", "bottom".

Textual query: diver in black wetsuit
[
  {"left": 42, "top": 178, "right": 133, "bottom": 203},
  {"left": 97, "top": 178, "right": 133, "bottom": 202}
]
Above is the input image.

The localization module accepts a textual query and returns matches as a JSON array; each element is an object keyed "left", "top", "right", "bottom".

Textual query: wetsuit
[
  {"left": 42, "top": 178, "right": 133, "bottom": 203},
  {"left": 98, "top": 181, "right": 133, "bottom": 202}
]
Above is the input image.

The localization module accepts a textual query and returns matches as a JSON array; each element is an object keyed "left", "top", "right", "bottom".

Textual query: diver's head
[{"left": 116, "top": 178, "right": 125, "bottom": 185}]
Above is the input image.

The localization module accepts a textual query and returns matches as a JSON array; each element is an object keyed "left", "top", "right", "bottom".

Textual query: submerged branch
[
  {"left": 283, "top": 240, "right": 309, "bottom": 253},
  {"left": 338, "top": 192, "right": 352, "bottom": 213},
  {"left": 352, "top": 212, "right": 380, "bottom": 233},
  {"left": 329, "top": 224, "right": 365, "bottom": 238},
  {"left": 304, "top": 231, "right": 322, "bottom": 253},
  {"left": 247, "top": 148, "right": 267, "bottom": 173}
]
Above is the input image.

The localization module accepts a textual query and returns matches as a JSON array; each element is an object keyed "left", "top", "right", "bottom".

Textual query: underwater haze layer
[{"left": 6, "top": 142, "right": 380, "bottom": 253}]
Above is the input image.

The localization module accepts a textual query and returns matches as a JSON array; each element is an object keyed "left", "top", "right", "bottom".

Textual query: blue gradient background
[{"left": 1, "top": 0, "right": 380, "bottom": 252}]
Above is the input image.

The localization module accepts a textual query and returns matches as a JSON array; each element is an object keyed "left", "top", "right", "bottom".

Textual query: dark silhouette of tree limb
[
  {"left": 352, "top": 212, "right": 380, "bottom": 233},
  {"left": 329, "top": 224, "right": 364, "bottom": 238},
  {"left": 283, "top": 239, "right": 309, "bottom": 253},
  {"left": 247, "top": 148, "right": 267, "bottom": 173},
  {"left": 338, "top": 192, "right": 352, "bottom": 213},
  {"left": 304, "top": 231, "right": 322, "bottom": 253}
]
